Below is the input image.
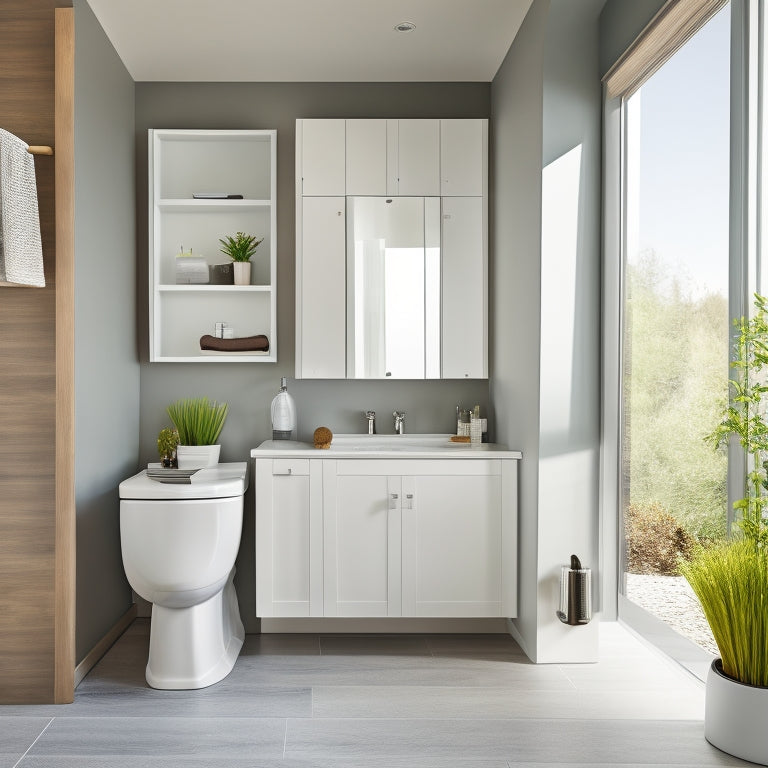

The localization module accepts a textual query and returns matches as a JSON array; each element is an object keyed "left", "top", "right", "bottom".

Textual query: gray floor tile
[
  {"left": 27, "top": 717, "right": 286, "bottom": 758},
  {"left": 284, "top": 718, "right": 748, "bottom": 764},
  {"left": 311, "top": 684, "right": 705, "bottom": 720},
  {"left": 320, "top": 634, "right": 431, "bottom": 655},
  {"left": 424, "top": 633, "right": 527, "bottom": 657},
  {"left": 243, "top": 633, "right": 321, "bottom": 655},
  {"left": 0, "top": 717, "right": 52, "bottom": 767},
  {"left": 18, "top": 759, "right": 507, "bottom": 768}
]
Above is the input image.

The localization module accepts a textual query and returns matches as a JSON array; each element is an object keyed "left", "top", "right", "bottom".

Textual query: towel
[
  {"left": 0, "top": 129, "right": 45, "bottom": 287},
  {"left": 199, "top": 334, "right": 270, "bottom": 352}
]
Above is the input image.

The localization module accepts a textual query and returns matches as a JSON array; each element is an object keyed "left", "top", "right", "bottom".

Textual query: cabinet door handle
[
  {"left": 405, "top": 493, "right": 414, "bottom": 509},
  {"left": 389, "top": 493, "right": 399, "bottom": 510}
]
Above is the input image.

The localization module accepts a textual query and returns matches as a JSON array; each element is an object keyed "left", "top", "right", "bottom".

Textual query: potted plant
[
  {"left": 680, "top": 293, "right": 768, "bottom": 765},
  {"left": 218, "top": 231, "right": 264, "bottom": 286},
  {"left": 157, "top": 427, "right": 179, "bottom": 468},
  {"left": 166, "top": 396, "right": 229, "bottom": 469}
]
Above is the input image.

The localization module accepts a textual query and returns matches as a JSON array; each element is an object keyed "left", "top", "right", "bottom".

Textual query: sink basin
[{"left": 330, "top": 434, "right": 455, "bottom": 452}]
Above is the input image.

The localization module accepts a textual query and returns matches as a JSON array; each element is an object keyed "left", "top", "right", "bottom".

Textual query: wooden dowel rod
[{"left": 27, "top": 145, "right": 54, "bottom": 155}]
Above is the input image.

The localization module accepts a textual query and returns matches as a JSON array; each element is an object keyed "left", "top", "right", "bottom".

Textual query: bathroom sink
[{"left": 330, "top": 434, "right": 456, "bottom": 452}]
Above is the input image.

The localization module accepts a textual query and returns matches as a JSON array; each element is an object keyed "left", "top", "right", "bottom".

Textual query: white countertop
[{"left": 250, "top": 434, "right": 522, "bottom": 460}]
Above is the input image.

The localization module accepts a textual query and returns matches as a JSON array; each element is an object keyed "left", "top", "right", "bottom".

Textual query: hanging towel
[{"left": 0, "top": 129, "right": 45, "bottom": 287}]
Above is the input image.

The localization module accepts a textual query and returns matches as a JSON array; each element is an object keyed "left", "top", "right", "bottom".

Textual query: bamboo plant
[
  {"left": 680, "top": 293, "right": 768, "bottom": 686},
  {"left": 166, "top": 397, "right": 229, "bottom": 446}
]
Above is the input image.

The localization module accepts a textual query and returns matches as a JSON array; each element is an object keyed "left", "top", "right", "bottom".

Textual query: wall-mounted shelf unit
[{"left": 149, "top": 129, "right": 277, "bottom": 362}]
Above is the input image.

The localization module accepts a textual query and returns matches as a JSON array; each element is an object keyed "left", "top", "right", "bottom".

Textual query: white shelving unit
[{"left": 149, "top": 129, "right": 277, "bottom": 362}]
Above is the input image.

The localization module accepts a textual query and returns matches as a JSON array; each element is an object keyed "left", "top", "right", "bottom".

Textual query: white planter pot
[
  {"left": 233, "top": 262, "right": 251, "bottom": 286},
  {"left": 705, "top": 659, "right": 768, "bottom": 765},
  {"left": 176, "top": 444, "right": 221, "bottom": 469}
]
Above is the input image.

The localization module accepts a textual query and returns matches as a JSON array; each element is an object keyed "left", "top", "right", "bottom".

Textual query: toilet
[{"left": 119, "top": 461, "right": 248, "bottom": 690}]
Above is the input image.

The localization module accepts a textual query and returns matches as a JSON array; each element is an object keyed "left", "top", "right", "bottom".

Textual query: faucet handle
[
  {"left": 364, "top": 410, "right": 376, "bottom": 419},
  {"left": 393, "top": 410, "right": 405, "bottom": 418}
]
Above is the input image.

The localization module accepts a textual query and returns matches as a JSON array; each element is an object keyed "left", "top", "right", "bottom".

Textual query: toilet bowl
[{"left": 119, "top": 462, "right": 248, "bottom": 689}]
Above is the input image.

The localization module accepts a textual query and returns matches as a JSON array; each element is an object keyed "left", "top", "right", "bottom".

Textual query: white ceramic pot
[
  {"left": 233, "top": 262, "right": 251, "bottom": 286},
  {"left": 176, "top": 444, "right": 221, "bottom": 469},
  {"left": 705, "top": 659, "right": 768, "bottom": 765}
]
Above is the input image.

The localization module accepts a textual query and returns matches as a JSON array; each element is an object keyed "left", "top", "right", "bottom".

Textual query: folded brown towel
[{"left": 200, "top": 334, "right": 270, "bottom": 352}]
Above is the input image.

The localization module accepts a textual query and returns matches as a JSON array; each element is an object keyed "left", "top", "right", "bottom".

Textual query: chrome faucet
[
  {"left": 393, "top": 410, "right": 406, "bottom": 435},
  {"left": 363, "top": 410, "right": 376, "bottom": 435}
]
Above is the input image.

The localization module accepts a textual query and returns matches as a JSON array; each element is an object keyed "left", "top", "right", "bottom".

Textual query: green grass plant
[
  {"left": 166, "top": 397, "right": 229, "bottom": 446},
  {"left": 681, "top": 539, "right": 768, "bottom": 687},
  {"left": 218, "top": 232, "right": 263, "bottom": 263}
]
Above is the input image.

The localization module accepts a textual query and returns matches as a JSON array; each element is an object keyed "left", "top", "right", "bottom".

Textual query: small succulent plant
[
  {"left": 218, "top": 232, "right": 264, "bottom": 263},
  {"left": 157, "top": 427, "right": 179, "bottom": 468}
]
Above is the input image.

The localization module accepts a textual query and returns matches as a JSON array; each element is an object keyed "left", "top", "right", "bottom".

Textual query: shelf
[
  {"left": 158, "top": 284, "right": 272, "bottom": 292},
  {"left": 149, "top": 128, "right": 277, "bottom": 363},
  {"left": 157, "top": 198, "right": 272, "bottom": 212}
]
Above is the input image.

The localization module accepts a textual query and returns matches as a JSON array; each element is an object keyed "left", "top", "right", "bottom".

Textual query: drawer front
[{"left": 272, "top": 458, "right": 310, "bottom": 476}]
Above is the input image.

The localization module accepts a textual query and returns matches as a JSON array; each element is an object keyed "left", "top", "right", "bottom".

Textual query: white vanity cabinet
[{"left": 253, "top": 443, "right": 519, "bottom": 620}]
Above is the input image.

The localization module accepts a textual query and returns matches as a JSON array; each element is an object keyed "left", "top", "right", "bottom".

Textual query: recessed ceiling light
[{"left": 394, "top": 21, "right": 416, "bottom": 33}]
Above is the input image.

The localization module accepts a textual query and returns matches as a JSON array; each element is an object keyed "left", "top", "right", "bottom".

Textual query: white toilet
[{"left": 119, "top": 461, "right": 248, "bottom": 690}]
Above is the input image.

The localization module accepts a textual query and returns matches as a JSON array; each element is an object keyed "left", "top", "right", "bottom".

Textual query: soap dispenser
[{"left": 271, "top": 377, "right": 296, "bottom": 440}]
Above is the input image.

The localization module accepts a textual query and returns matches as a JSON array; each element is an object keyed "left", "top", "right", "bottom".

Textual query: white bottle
[{"left": 271, "top": 377, "right": 296, "bottom": 440}]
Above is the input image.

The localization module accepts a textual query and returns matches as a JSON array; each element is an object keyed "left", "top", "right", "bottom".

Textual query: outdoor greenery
[
  {"left": 624, "top": 251, "right": 728, "bottom": 548},
  {"left": 679, "top": 293, "right": 768, "bottom": 686},
  {"left": 625, "top": 502, "right": 694, "bottom": 575},
  {"left": 166, "top": 397, "right": 229, "bottom": 446}
]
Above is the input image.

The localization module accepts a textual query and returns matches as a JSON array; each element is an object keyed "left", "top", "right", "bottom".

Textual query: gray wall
[
  {"left": 490, "top": 0, "right": 603, "bottom": 661},
  {"left": 490, "top": 0, "right": 548, "bottom": 661},
  {"left": 74, "top": 0, "right": 138, "bottom": 661},
  {"left": 598, "top": 0, "right": 667, "bottom": 77},
  {"left": 134, "top": 83, "right": 491, "bottom": 630}
]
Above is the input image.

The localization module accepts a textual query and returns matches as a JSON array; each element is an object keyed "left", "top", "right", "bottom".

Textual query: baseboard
[
  {"left": 74, "top": 604, "right": 137, "bottom": 688},
  {"left": 260, "top": 617, "right": 510, "bottom": 633}
]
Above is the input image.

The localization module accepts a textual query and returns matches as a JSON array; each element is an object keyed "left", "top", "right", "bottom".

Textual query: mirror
[{"left": 346, "top": 197, "right": 441, "bottom": 379}]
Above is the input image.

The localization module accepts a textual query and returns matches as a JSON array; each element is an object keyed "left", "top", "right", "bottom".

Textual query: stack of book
[{"left": 146, "top": 463, "right": 199, "bottom": 484}]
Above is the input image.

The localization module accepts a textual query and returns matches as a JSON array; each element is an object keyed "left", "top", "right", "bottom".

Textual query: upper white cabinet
[
  {"left": 295, "top": 118, "right": 488, "bottom": 379},
  {"left": 149, "top": 129, "right": 277, "bottom": 363},
  {"left": 440, "top": 119, "right": 486, "bottom": 197},
  {"left": 299, "top": 119, "right": 345, "bottom": 196},
  {"left": 346, "top": 119, "right": 387, "bottom": 196},
  {"left": 389, "top": 119, "right": 441, "bottom": 196}
]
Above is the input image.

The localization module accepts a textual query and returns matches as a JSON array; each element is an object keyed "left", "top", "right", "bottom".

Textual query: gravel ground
[{"left": 625, "top": 572, "right": 719, "bottom": 655}]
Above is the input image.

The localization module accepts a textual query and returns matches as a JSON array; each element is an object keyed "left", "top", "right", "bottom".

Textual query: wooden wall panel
[{"left": 0, "top": 0, "right": 73, "bottom": 704}]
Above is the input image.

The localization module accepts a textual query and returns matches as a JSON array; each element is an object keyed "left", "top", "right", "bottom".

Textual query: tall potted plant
[
  {"left": 167, "top": 396, "right": 229, "bottom": 469},
  {"left": 219, "top": 231, "right": 264, "bottom": 286},
  {"left": 681, "top": 293, "right": 768, "bottom": 765}
]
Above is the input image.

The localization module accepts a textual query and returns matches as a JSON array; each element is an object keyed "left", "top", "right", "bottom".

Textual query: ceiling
[{"left": 85, "top": 0, "right": 533, "bottom": 83}]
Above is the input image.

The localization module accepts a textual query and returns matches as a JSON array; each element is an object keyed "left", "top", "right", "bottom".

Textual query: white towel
[{"left": 0, "top": 129, "right": 45, "bottom": 287}]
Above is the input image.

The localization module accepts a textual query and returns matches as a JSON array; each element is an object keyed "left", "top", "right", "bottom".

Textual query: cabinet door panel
[
  {"left": 255, "top": 459, "right": 323, "bottom": 617},
  {"left": 397, "top": 119, "right": 440, "bottom": 196},
  {"left": 402, "top": 474, "right": 502, "bottom": 617},
  {"left": 324, "top": 470, "right": 401, "bottom": 616},
  {"left": 299, "top": 197, "right": 346, "bottom": 378},
  {"left": 346, "top": 119, "right": 387, "bottom": 195},
  {"left": 442, "top": 197, "right": 486, "bottom": 378},
  {"left": 440, "top": 119, "right": 485, "bottom": 196},
  {"left": 301, "top": 119, "right": 345, "bottom": 196}
]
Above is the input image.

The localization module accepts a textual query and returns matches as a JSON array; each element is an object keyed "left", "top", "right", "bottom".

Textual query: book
[{"left": 146, "top": 463, "right": 200, "bottom": 483}]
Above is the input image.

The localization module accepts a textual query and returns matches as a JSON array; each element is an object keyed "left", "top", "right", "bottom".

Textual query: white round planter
[
  {"left": 705, "top": 659, "right": 768, "bottom": 765},
  {"left": 176, "top": 444, "right": 220, "bottom": 469},
  {"left": 233, "top": 262, "right": 251, "bottom": 286}
]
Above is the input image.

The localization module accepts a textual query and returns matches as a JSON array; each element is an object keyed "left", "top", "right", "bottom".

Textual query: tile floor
[{"left": 0, "top": 620, "right": 751, "bottom": 767}]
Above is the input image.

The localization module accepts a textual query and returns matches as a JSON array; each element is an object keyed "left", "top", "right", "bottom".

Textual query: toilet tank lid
[{"left": 119, "top": 461, "right": 249, "bottom": 500}]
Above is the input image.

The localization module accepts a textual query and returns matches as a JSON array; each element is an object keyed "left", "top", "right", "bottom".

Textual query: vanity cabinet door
[
  {"left": 346, "top": 119, "right": 387, "bottom": 195},
  {"left": 299, "top": 119, "right": 345, "bottom": 196},
  {"left": 297, "top": 197, "right": 346, "bottom": 378},
  {"left": 401, "top": 460, "right": 515, "bottom": 617},
  {"left": 255, "top": 458, "right": 323, "bottom": 617},
  {"left": 442, "top": 196, "right": 487, "bottom": 378},
  {"left": 440, "top": 119, "right": 486, "bottom": 197},
  {"left": 323, "top": 463, "right": 402, "bottom": 617}
]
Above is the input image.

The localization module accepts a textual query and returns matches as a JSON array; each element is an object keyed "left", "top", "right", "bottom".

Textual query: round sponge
[{"left": 313, "top": 426, "right": 333, "bottom": 449}]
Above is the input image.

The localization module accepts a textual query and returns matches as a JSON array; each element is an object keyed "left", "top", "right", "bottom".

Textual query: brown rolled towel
[{"left": 200, "top": 334, "right": 269, "bottom": 352}]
